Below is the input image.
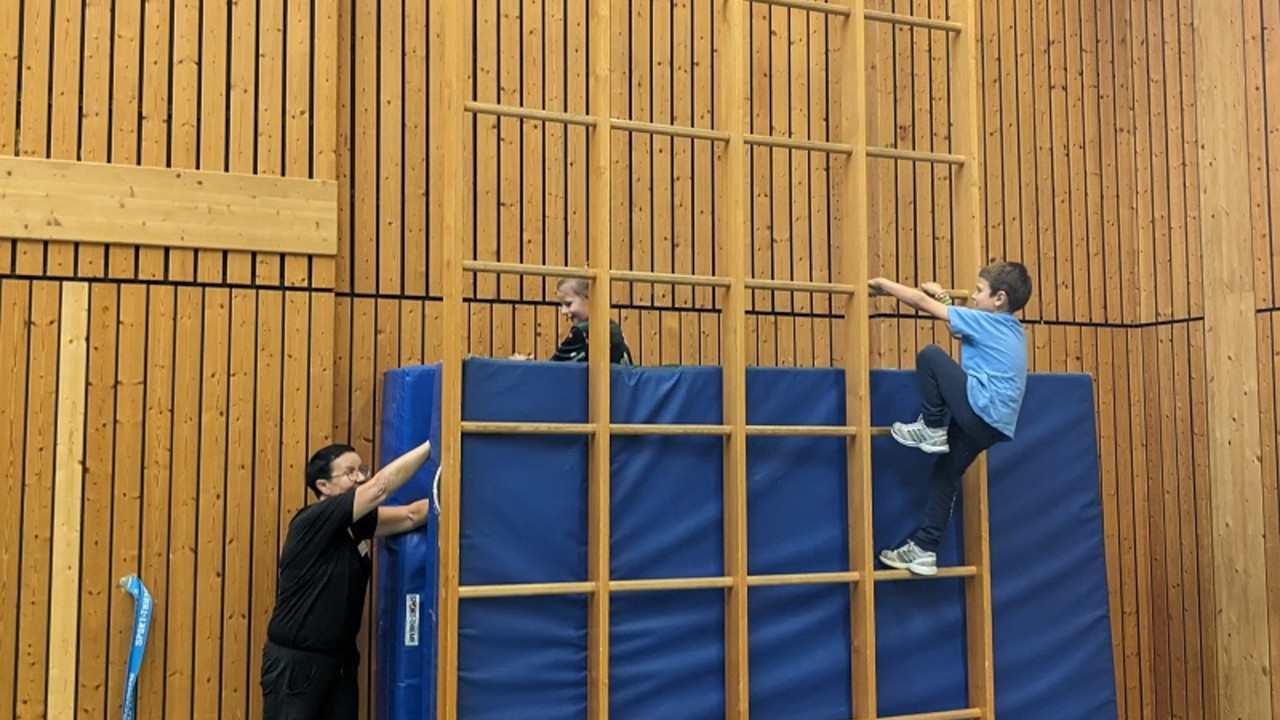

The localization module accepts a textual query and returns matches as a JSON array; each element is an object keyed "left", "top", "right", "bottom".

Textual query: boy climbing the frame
[
  {"left": 867, "top": 261, "right": 1032, "bottom": 576},
  {"left": 512, "top": 277, "right": 635, "bottom": 365}
]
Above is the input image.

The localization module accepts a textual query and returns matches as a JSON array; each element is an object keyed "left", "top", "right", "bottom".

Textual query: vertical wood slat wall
[
  {"left": 3, "top": 1, "right": 1280, "bottom": 720},
  {"left": 0, "top": 0, "right": 340, "bottom": 719}
]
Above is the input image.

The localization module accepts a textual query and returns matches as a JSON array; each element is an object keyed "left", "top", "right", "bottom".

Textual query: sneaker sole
[
  {"left": 889, "top": 429, "right": 950, "bottom": 455},
  {"left": 878, "top": 552, "right": 939, "bottom": 577}
]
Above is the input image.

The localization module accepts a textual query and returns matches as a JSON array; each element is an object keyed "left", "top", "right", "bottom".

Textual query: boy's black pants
[
  {"left": 911, "top": 345, "right": 1007, "bottom": 551},
  {"left": 261, "top": 641, "right": 360, "bottom": 720}
]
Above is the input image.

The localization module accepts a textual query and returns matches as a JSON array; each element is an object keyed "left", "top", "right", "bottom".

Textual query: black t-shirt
[
  {"left": 266, "top": 490, "right": 378, "bottom": 653},
  {"left": 550, "top": 320, "right": 634, "bottom": 365}
]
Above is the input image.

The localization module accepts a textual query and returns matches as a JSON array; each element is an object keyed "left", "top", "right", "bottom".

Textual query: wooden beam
[
  {"left": 866, "top": 145, "right": 966, "bottom": 165},
  {"left": 0, "top": 156, "right": 338, "bottom": 254},
  {"left": 838, "top": 0, "right": 875, "bottom": 717},
  {"left": 950, "top": 0, "right": 995, "bottom": 715},
  {"left": 743, "top": 425, "right": 857, "bottom": 436},
  {"left": 464, "top": 100, "right": 597, "bottom": 127},
  {"left": 464, "top": 260, "right": 597, "bottom": 280},
  {"left": 872, "top": 566, "right": 979, "bottom": 581},
  {"left": 877, "top": 709, "right": 981, "bottom": 720},
  {"left": 458, "top": 581, "right": 598, "bottom": 599},
  {"left": 750, "top": 0, "right": 851, "bottom": 17},
  {"left": 435, "top": 0, "right": 466, "bottom": 715},
  {"left": 743, "top": 277, "right": 858, "bottom": 294},
  {"left": 1190, "top": 0, "right": 1273, "bottom": 717},
  {"left": 612, "top": 424, "right": 730, "bottom": 436},
  {"left": 610, "top": 118, "right": 730, "bottom": 143},
  {"left": 863, "top": 8, "right": 962, "bottom": 34},
  {"left": 609, "top": 268, "right": 731, "bottom": 288},
  {"left": 610, "top": 577, "right": 735, "bottom": 593},
  {"left": 744, "top": 133, "right": 853, "bottom": 155},
  {"left": 461, "top": 421, "right": 597, "bottom": 435},
  {"left": 586, "top": 0, "right": 613, "bottom": 715},
  {"left": 719, "top": 0, "right": 750, "bottom": 716},
  {"left": 746, "top": 571, "right": 862, "bottom": 587}
]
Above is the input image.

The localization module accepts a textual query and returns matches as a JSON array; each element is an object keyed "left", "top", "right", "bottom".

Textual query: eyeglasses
[{"left": 331, "top": 465, "right": 371, "bottom": 482}]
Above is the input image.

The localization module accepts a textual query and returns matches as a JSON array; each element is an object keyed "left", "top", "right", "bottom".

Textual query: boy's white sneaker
[
  {"left": 891, "top": 416, "right": 950, "bottom": 454},
  {"left": 879, "top": 540, "right": 938, "bottom": 576}
]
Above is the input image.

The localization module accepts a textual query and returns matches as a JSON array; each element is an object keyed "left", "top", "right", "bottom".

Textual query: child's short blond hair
[{"left": 557, "top": 277, "right": 591, "bottom": 298}]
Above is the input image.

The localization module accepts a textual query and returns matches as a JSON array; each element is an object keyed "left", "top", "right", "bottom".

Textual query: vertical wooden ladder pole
[
  {"left": 841, "top": 1, "right": 875, "bottom": 718},
  {"left": 436, "top": 0, "right": 466, "bottom": 717},
  {"left": 950, "top": 0, "right": 996, "bottom": 716},
  {"left": 720, "top": 1, "right": 750, "bottom": 718},
  {"left": 586, "top": 0, "right": 613, "bottom": 715}
]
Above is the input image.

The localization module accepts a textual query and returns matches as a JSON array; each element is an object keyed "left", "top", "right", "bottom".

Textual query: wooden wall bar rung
[
  {"left": 462, "top": 422, "right": 868, "bottom": 437},
  {"left": 863, "top": 9, "right": 963, "bottom": 34},
  {"left": 458, "top": 581, "right": 598, "bottom": 599},
  {"left": 873, "top": 566, "right": 980, "bottom": 581},
  {"left": 610, "top": 118, "right": 730, "bottom": 143},
  {"left": 869, "top": 288, "right": 970, "bottom": 305},
  {"left": 463, "top": 260, "right": 598, "bottom": 279},
  {"left": 743, "top": 425, "right": 858, "bottom": 437},
  {"left": 463, "top": 101, "right": 597, "bottom": 127},
  {"left": 461, "top": 421, "right": 597, "bottom": 435},
  {"left": 464, "top": 264, "right": 737, "bottom": 289},
  {"left": 748, "top": 0, "right": 852, "bottom": 18},
  {"left": 611, "top": 424, "right": 730, "bottom": 436},
  {"left": 876, "top": 708, "right": 982, "bottom": 720},
  {"left": 458, "top": 572, "right": 878, "bottom": 600},
  {"left": 743, "top": 278, "right": 858, "bottom": 294},
  {"left": 744, "top": 133, "right": 853, "bottom": 155},
  {"left": 746, "top": 571, "right": 862, "bottom": 587},
  {"left": 608, "top": 269, "right": 731, "bottom": 288},
  {"left": 461, "top": 422, "right": 871, "bottom": 436},
  {"left": 866, "top": 146, "right": 967, "bottom": 165},
  {"left": 609, "top": 577, "right": 735, "bottom": 592}
]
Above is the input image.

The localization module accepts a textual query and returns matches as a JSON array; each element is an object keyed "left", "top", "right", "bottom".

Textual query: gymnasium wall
[
  {"left": 0, "top": 1, "right": 341, "bottom": 718},
  {"left": 1, "top": 1, "right": 1278, "bottom": 720},
  {"left": 967, "top": 2, "right": 1214, "bottom": 720}
]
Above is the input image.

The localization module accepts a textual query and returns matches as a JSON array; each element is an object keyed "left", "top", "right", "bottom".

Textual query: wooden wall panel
[
  {"left": 16, "top": 282, "right": 58, "bottom": 720},
  {"left": 0, "top": 280, "right": 30, "bottom": 717},
  {"left": 0, "top": 0, "right": 338, "bottom": 289},
  {"left": 6, "top": 0, "right": 1280, "bottom": 719},
  {"left": 140, "top": 286, "right": 176, "bottom": 716},
  {"left": 1250, "top": 0, "right": 1280, "bottom": 712},
  {"left": 0, "top": 284, "right": 331, "bottom": 720}
]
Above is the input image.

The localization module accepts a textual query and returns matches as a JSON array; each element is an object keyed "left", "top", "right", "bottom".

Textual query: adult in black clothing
[{"left": 261, "top": 438, "right": 433, "bottom": 720}]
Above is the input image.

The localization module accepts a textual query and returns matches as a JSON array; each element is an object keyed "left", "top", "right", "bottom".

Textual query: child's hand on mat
[{"left": 509, "top": 352, "right": 533, "bottom": 361}]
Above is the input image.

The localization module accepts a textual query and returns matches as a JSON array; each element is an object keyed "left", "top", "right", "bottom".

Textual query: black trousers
[
  {"left": 261, "top": 641, "right": 359, "bottom": 720},
  {"left": 911, "top": 345, "right": 1007, "bottom": 551}
]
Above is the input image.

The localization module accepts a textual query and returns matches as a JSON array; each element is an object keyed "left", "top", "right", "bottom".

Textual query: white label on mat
[{"left": 405, "top": 594, "right": 420, "bottom": 647}]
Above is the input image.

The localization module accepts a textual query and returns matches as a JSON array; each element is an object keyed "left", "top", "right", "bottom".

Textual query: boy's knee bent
[{"left": 917, "top": 344, "right": 948, "bottom": 367}]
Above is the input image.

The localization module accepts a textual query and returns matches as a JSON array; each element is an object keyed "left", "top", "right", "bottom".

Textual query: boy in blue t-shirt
[{"left": 867, "top": 262, "right": 1032, "bottom": 576}]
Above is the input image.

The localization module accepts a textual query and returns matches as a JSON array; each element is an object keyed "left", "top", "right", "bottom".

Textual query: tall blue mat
[
  {"left": 376, "top": 364, "right": 443, "bottom": 720},
  {"left": 376, "top": 359, "right": 1116, "bottom": 720}
]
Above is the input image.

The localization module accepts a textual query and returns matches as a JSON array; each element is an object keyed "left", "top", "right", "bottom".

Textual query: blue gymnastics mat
[{"left": 377, "top": 359, "right": 1116, "bottom": 720}]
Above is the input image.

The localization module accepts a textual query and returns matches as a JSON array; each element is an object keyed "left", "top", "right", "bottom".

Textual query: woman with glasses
[{"left": 261, "top": 438, "right": 433, "bottom": 720}]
